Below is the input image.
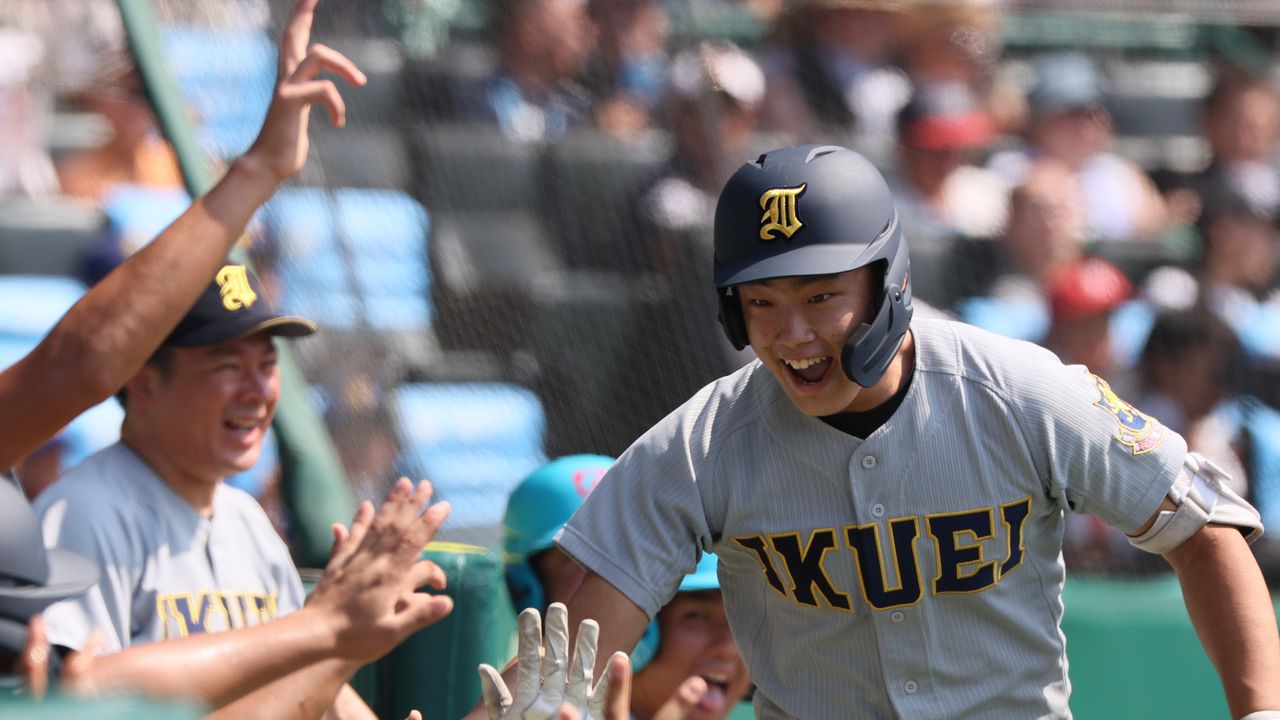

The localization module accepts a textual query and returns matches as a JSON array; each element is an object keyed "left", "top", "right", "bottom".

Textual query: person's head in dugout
[
  {"left": 0, "top": 477, "right": 98, "bottom": 696},
  {"left": 115, "top": 265, "right": 315, "bottom": 500},
  {"left": 713, "top": 144, "right": 914, "bottom": 417}
]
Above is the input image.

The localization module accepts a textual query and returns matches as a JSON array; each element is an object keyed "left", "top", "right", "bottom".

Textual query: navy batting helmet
[{"left": 713, "top": 145, "right": 913, "bottom": 388}]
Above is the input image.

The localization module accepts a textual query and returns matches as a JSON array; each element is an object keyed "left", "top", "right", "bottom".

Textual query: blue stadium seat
[
  {"left": 392, "top": 382, "right": 547, "bottom": 528},
  {"left": 261, "top": 188, "right": 431, "bottom": 331},
  {"left": 103, "top": 185, "right": 192, "bottom": 255},
  {"left": 0, "top": 276, "right": 87, "bottom": 339},
  {"left": 161, "top": 26, "right": 275, "bottom": 158}
]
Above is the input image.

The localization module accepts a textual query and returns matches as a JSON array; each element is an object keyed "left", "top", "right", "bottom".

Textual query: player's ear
[{"left": 123, "top": 365, "right": 162, "bottom": 409}]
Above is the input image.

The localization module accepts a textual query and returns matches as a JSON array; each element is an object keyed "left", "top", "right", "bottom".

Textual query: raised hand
[
  {"left": 306, "top": 478, "right": 453, "bottom": 664},
  {"left": 478, "top": 603, "right": 624, "bottom": 720},
  {"left": 244, "top": 0, "right": 367, "bottom": 182}
]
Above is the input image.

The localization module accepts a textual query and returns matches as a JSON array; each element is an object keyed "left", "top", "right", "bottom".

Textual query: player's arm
[
  {"left": 1161, "top": 520, "right": 1280, "bottom": 718},
  {"left": 66, "top": 480, "right": 452, "bottom": 710},
  {"left": 203, "top": 660, "right": 367, "bottom": 720},
  {"left": 568, "top": 572, "right": 651, "bottom": 680},
  {"left": 0, "top": 0, "right": 365, "bottom": 471}
]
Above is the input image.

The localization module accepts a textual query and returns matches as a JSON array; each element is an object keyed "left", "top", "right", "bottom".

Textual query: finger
[
  {"left": 21, "top": 614, "right": 48, "bottom": 700},
  {"left": 564, "top": 619, "right": 598, "bottom": 708},
  {"left": 589, "top": 652, "right": 630, "bottom": 720},
  {"left": 61, "top": 629, "right": 105, "bottom": 696},
  {"left": 478, "top": 663, "right": 514, "bottom": 720},
  {"left": 278, "top": 79, "right": 346, "bottom": 128},
  {"left": 394, "top": 594, "right": 454, "bottom": 636},
  {"left": 538, "top": 603, "right": 570, "bottom": 705},
  {"left": 407, "top": 559, "right": 447, "bottom": 591},
  {"left": 651, "top": 676, "right": 708, "bottom": 720},
  {"left": 558, "top": 706, "right": 583, "bottom": 720},
  {"left": 406, "top": 712, "right": 423, "bottom": 720},
  {"left": 278, "top": 0, "right": 321, "bottom": 78},
  {"left": 417, "top": 500, "right": 451, "bottom": 545},
  {"left": 511, "top": 607, "right": 544, "bottom": 710},
  {"left": 331, "top": 501, "right": 373, "bottom": 568},
  {"left": 288, "top": 44, "right": 367, "bottom": 87},
  {"left": 329, "top": 522, "right": 349, "bottom": 560}
]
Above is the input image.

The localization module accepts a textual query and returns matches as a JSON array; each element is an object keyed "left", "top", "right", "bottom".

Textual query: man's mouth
[
  {"left": 696, "top": 673, "right": 731, "bottom": 714},
  {"left": 224, "top": 418, "right": 263, "bottom": 440},
  {"left": 782, "top": 355, "right": 833, "bottom": 384}
]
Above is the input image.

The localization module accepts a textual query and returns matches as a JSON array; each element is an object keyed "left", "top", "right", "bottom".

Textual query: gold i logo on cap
[
  {"left": 215, "top": 265, "right": 258, "bottom": 311},
  {"left": 758, "top": 184, "right": 806, "bottom": 241}
]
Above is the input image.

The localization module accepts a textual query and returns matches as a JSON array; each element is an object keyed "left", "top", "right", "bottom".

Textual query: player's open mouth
[
  {"left": 224, "top": 418, "right": 263, "bottom": 443},
  {"left": 782, "top": 355, "right": 832, "bottom": 385},
  {"left": 697, "top": 674, "right": 731, "bottom": 714}
]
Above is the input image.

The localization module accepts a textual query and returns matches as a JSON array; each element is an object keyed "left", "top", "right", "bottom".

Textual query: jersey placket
[{"left": 851, "top": 426, "right": 936, "bottom": 717}]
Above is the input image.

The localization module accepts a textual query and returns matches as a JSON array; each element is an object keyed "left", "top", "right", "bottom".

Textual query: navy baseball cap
[
  {"left": 163, "top": 264, "right": 316, "bottom": 348},
  {"left": 0, "top": 476, "right": 99, "bottom": 627}
]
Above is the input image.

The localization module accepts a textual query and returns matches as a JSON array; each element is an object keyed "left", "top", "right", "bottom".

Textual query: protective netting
[{"left": 5, "top": 0, "right": 1280, "bottom": 574}]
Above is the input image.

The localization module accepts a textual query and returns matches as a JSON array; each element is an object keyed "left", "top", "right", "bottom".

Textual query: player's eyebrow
[{"left": 748, "top": 273, "right": 847, "bottom": 292}]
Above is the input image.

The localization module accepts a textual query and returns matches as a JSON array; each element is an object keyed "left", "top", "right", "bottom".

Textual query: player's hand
[
  {"left": 15, "top": 614, "right": 49, "bottom": 699},
  {"left": 306, "top": 478, "right": 453, "bottom": 664},
  {"left": 477, "top": 603, "right": 623, "bottom": 720},
  {"left": 651, "top": 676, "right": 711, "bottom": 720},
  {"left": 243, "top": 0, "right": 367, "bottom": 183},
  {"left": 555, "top": 652, "right": 632, "bottom": 720}
]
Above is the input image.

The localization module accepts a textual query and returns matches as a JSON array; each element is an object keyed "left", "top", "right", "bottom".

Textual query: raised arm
[
  {"left": 0, "top": 0, "right": 365, "bottom": 471},
  {"left": 1165, "top": 523, "right": 1280, "bottom": 719}
]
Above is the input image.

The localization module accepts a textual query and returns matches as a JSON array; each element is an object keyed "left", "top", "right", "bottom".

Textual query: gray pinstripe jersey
[
  {"left": 557, "top": 318, "right": 1186, "bottom": 719},
  {"left": 35, "top": 442, "right": 304, "bottom": 652}
]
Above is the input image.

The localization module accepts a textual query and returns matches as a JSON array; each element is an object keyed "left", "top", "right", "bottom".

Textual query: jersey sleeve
[
  {"left": 1009, "top": 354, "right": 1187, "bottom": 533},
  {"left": 36, "top": 490, "right": 142, "bottom": 652},
  {"left": 555, "top": 395, "right": 718, "bottom": 619}
]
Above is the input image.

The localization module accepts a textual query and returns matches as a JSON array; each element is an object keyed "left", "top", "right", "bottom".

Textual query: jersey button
[
  {"left": 890, "top": 611, "right": 904, "bottom": 623},
  {"left": 904, "top": 680, "right": 918, "bottom": 694},
  {"left": 861, "top": 455, "right": 877, "bottom": 469},
  {"left": 871, "top": 503, "right": 885, "bottom": 518}
]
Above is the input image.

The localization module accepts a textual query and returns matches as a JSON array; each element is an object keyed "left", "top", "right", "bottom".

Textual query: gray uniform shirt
[
  {"left": 557, "top": 318, "right": 1186, "bottom": 719},
  {"left": 36, "top": 442, "right": 304, "bottom": 652}
]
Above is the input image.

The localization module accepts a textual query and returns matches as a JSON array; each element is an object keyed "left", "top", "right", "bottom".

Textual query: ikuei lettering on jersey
[
  {"left": 156, "top": 590, "right": 280, "bottom": 639},
  {"left": 734, "top": 498, "right": 1032, "bottom": 611},
  {"left": 1089, "top": 373, "right": 1164, "bottom": 455}
]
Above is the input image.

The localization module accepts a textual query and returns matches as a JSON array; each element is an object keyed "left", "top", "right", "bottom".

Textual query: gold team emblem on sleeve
[
  {"left": 1090, "top": 373, "right": 1163, "bottom": 455},
  {"left": 759, "top": 184, "right": 806, "bottom": 241},
  {"left": 215, "top": 265, "right": 258, "bottom": 311}
]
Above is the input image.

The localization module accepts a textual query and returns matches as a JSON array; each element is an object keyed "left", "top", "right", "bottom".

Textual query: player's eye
[
  {"left": 808, "top": 293, "right": 833, "bottom": 304},
  {"left": 747, "top": 298, "right": 772, "bottom": 307}
]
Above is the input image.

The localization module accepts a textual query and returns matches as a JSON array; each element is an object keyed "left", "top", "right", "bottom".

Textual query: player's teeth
[{"left": 785, "top": 356, "right": 827, "bottom": 370}]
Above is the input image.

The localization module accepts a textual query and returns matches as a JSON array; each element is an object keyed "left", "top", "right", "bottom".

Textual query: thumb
[
  {"left": 478, "top": 663, "right": 513, "bottom": 719},
  {"left": 651, "top": 676, "right": 709, "bottom": 720}
]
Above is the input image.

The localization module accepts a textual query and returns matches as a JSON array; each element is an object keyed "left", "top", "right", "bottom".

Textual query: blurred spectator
[
  {"left": 955, "top": 159, "right": 1086, "bottom": 339},
  {"left": 988, "top": 53, "right": 1167, "bottom": 243},
  {"left": 1132, "top": 308, "right": 1247, "bottom": 495},
  {"left": 759, "top": 0, "right": 911, "bottom": 157},
  {"left": 1142, "top": 172, "right": 1280, "bottom": 358},
  {"left": 896, "top": 0, "right": 1024, "bottom": 133},
  {"left": 1044, "top": 257, "right": 1132, "bottom": 380},
  {"left": 0, "top": 28, "right": 58, "bottom": 198},
  {"left": 55, "top": 52, "right": 183, "bottom": 204},
  {"left": 890, "top": 81, "right": 1007, "bottom": 245},
  {"left": 588, "top": 0, "right": 669, "bottom": 137},
  {"left": 326, "top": 374, "right": 403, "bottom": 505},
  {"left": 459, "top": 0, "right": 597, "bottom": 142}
]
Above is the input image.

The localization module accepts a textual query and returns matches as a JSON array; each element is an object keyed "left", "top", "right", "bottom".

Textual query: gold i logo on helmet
[
  {"left": 758, "top": 184, "right": 806, "bottom": 241},
  {"left": 215, "top": 265, "right": 258, "bottom": 311}
]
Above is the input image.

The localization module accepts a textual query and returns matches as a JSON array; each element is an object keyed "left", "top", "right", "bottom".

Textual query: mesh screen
[{"left": 7, "top": 0, "right": 1280, "bottom": 570}]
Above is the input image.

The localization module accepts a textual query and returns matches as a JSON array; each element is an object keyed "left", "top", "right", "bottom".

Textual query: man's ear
[{"left": 123, "top": 365, "right": 162, "bottom": 410}]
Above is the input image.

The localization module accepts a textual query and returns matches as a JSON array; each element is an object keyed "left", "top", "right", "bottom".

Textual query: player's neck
[
  {"left": 120, "top": 433, "right": 218, "bottom": 516},
  {"left": 842, "top": 329, "right": 915, "bottom": 414}
]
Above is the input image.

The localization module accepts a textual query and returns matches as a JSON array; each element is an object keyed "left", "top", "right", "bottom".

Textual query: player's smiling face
[
  {"left": 130, "top": 332, "right": 280, "bottom": 484},
  {"left": 631, "top": 590, "right": 751, "bottom": 720},
  {"left": 738, "top": 267, "right": 878, "bottom": 416}
]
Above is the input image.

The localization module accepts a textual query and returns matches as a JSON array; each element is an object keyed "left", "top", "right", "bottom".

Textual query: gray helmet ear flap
[{"left": 841, "top": 214, "right": 912, "bottom": 388}]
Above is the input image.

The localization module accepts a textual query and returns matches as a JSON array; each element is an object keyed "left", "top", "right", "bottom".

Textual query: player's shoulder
[
  {"left": 625, "top": 360, "right": 774, "bottom": 461},
  {"left": 914, "top": 317, "right": 1077, "bottom": 399},
  {"left": 213, "top": 484, "right": 291, "bottom": 554},
  {"left": 34, "top": 442, "right": 150, "bottom": 517}
]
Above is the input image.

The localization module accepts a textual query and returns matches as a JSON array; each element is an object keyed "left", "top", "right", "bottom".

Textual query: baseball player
[{"left": 529, "top": 145, "right": 1279, "bottom": 719}]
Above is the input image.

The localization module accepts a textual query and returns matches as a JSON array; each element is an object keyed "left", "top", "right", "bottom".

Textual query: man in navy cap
[{"left": 33, "top": 265, "right": 374, "bottom": 717}]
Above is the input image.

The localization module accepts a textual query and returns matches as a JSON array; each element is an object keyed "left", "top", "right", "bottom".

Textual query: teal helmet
[
  {"left": 503, "top": 454, "right": 614, "bottom": 613},
  {"left": 632, "top": 552, "right": 720, "bottom": 671}
]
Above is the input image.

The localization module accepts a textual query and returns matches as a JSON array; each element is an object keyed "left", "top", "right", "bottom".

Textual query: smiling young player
[{"left": 545, "top": 144, "right": 1280, "bottom": 719}]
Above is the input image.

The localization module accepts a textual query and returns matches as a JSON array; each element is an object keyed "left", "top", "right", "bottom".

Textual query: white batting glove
[{"left": 478, "top": 603, "right": 612, "bottom": 720}]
